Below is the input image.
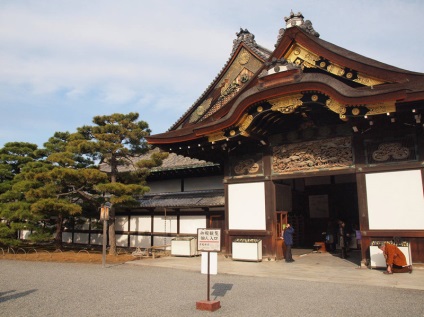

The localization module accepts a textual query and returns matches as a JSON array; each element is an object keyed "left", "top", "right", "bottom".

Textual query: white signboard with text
[{"left": 197, "top": 228, "right": 221, "bottom": 252}]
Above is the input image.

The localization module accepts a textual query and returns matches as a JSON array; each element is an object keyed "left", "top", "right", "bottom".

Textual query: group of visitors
[{"left": 281, "top": 220, "right": 413, "bottom": 274}]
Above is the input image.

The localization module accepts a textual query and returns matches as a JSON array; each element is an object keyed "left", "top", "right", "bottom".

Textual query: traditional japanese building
[{"left": 146, "top": 11, "right": 424, "bottom": 264}]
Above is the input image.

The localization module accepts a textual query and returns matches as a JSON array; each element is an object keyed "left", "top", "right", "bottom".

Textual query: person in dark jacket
[
  {"left": 283, "top": 223, "right": 295, "bottom": 263},
  {"left": 338, "top": 220, "right": 349, "bottom": 259}
]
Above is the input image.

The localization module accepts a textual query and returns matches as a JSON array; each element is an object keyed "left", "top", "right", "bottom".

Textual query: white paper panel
[
  {"left": 90, "top": 233, "right": 102, "bottom": 245},
  {"left": 228, "top": 182, "right": 266, "bottom": 230},
  {"left": 19, "top": 230, "right": 31, "bottom": 240},
  {"left": 115, "top": 216, "right": 128, "bottom": 231},
  {"left": 130, "top": 235, "right": 151, "bottom": 248},
  {"left": 153, "top": 216, "right": 177, "bottom": 233},
  {"left": 116, "top": 234, "right": 128, "bottom": 247},
  {"left": 153, "top": 236, "right": 172, "bottom": 248},
  {"left": 62, "top": 232, "right": 73, "bottom": 243},
  {"left": 366, "top": 170, "right": 424, "bottom": 229},
  {"left": 130, "top": 216, "right": 151, "bottom": 232},
  {"left": 180, "top": 216, "right": 206, "bottom": 234},
  {"left": 74, "top": 233, "right": 89, "bottom": 244}
]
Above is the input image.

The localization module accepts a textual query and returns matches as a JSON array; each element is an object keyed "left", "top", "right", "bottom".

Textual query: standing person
[
  {"left": 283, "top": 223, "right": 295, "bottom": 263},
  {"left": 379, "top": 243, "right": 413, "bottom": 274},
  {"left": 338, "top": 220, "right": 349, "bottom": 259},
  {"left": 325, "top": 219, "right": 336, "bottom": 252}
]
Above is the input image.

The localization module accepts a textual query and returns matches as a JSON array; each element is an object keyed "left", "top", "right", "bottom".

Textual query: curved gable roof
[
  {"left": 166, "top": 29, "right": 271, "bottom": 132},
  {"left": 147, "top": 18, "right": 424, "bottom": 149}
]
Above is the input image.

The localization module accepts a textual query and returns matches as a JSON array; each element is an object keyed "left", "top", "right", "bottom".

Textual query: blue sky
[{"left": 1, "top": 0, "right": 423, "bottom": 148}]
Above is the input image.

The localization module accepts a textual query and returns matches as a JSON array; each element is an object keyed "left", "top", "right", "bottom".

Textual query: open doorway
[{"left": 275, "top": 173, "right": 359, "bottom": 253}]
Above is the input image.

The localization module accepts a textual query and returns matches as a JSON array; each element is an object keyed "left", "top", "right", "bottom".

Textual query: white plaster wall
[
  {"left": 130, "top": 235, "right": 151, "bottom": 248},
  {"left": 62, "top": 232, "right": 73, "bottom": 243},
  {"left": 228, "top": 182, "right": 266, "bottom": 230},
  {"left": 180, "top": 216, "right": 206, "bottom": 234},
  {"left": 153, "top": 236, "right": 172, "bottom": 248},
  {"left": 115, "top": 216, "right": 129, "bottom": 231},
  {"left": 19, "top": 230, "right": 31, "bottom": 240},
  {"left": 130, "top": 216, "right": 151, "bottom": 232},
  {"left": 90, "top": 233, "right": 102, "bottom": 245},
  {"left": 366, "top": 170, "right": 424, "bottom": 229},
  {"left": 74, "top": 233, "right": 89, "bottom": 244},
  {"left": 153, "top": 216, "right": 177, "bottom": 233},
  {"left": 116, "top": 234, "right": 128, "bottom": 247}
]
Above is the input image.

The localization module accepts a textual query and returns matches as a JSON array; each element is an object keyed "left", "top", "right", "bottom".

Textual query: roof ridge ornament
[
  {"left": 276, "top": 10, "right": 319, "bottom": 46},
  {"left": 232, "top": 28, "right": 257, "bottom": 52}
]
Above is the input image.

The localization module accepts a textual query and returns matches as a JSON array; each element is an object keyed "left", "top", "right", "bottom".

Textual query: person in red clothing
[{"left": 379, "top": 243, "right": 413, "bottom": 274}]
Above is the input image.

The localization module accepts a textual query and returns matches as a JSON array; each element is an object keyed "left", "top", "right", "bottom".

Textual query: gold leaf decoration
[{"left": 269, "top": 94, "right": 303, "bottom": 114}]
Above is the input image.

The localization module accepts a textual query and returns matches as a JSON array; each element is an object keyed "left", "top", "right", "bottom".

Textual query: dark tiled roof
[
  {"left": 151, "top": 152, "right": 218, "bottom": 172},
  {"left": 138, "top": 189, "right": 224, "bottom": 208},
  {"left": 99, "top": 150, "right": 219, "bottom": 173}
]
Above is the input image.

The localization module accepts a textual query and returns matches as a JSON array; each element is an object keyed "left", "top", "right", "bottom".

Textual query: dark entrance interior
[{"left": 275, "top": 173, "right": 359, "bottom": 249}]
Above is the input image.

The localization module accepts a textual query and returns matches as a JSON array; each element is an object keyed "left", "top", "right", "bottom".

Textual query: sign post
[
  {"left": 196, "top": 228, "right": 221, "bottom": 312},
  {"left": 100, "top": 203, "right": 110, "bottom": 268}
]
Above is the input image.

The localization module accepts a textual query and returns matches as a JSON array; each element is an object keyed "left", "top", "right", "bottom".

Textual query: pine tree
[{"left": 69, "top": 112, "right": 168, "bottom": 255}]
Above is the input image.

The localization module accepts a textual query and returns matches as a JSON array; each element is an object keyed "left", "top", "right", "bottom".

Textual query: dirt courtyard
[{"left": 1, "top": 248, "right": 137, "bottom": 264}]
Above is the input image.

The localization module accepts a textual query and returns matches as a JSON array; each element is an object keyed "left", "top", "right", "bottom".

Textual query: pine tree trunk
[{"left": 54, "top": 214, "right": 63, "bottom": 250}]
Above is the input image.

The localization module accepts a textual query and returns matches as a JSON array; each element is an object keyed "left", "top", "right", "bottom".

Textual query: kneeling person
[{"left": 379, "top": 243, "right": 412, "bottom": 274}]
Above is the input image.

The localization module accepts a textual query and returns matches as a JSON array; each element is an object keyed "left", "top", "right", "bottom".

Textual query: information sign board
[{"left": 197, "top": 228, "right": 221, "bottom": 252}]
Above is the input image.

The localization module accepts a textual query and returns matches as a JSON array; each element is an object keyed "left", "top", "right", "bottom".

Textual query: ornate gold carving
[
  {"left": 207, "top": 131, "right": 226, "bottom": 143},
  {"left": 230, "top": 130, "right": 236, "bottom": 136},
  {"left": 269, "top": 94, "right": 303, "bottom": 114},
  {"left": 198, "top": 48, "right": 262, "bottom": 122},
  {"left": 234, "top": 159, "right": 260, "bottom": 175},
  {"left": 239, "top": 50, "right": 250, "bottom": 65},
  {"left": 354, "top": 74, "right": 385, "bottom": 86},
  {"left": 351, "top": 107, "right": 360, "bottom": 116},
  {"left": 365, "top": 102, "right": 396, "bottom": 115},
  {"left": 326, "top": 98, "right": 345, "bottom": 117},
  {"left": 327, "top": 64, "right": 345, "bottom": 76},
  {"left": 237, "top": 114, "right": 254, "bottom": 132},
  {"left": 272, "top": 137, "right": 353, "bottom": 173},
  {"left": 190, "top": 98, "right": 212, "bottom": 123},
  {"left": 311, "top": 94, "right": 319, "bottom": 102},
  {"left": 286, "top": 44, "right": 319, "bottom": 68},
  {"left": 257, "top": 106, "right": 263, "bottom": 113},
  {"left": 372, "top": 143, "right": 410, "bottom": 162},
  {"left": 285, "top": 44, "right": 387, "bottom": 86}
]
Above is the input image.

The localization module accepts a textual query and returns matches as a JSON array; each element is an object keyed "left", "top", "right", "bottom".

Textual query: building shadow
[{"left": 0, "top": 289, "right": 37, "bottom": 303}]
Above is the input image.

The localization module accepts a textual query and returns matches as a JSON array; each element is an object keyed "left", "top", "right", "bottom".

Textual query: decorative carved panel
[
  {"left": 189, "top": 48, "right": 262, "bottom": 126},
  {"left": 230, "top": 154, "right": 263, "bottom": 177},
  {"left": 285, "top": 44, "right": 386, "bottom": 86},
  {"left": 365, "top": 136, "right": 417, "bottom": 164},
  {"left": 272, "top": 137, "right": 353, "bottom": 174}
]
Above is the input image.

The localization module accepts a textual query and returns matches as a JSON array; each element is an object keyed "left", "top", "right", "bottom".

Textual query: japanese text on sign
[{"left": 197, "top": 228, "right": 221, "bottom": 252}]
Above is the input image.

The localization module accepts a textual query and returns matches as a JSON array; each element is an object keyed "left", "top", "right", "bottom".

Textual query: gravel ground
[{"left": 1, "top": 260, "right": 423, "bottom": 317}]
